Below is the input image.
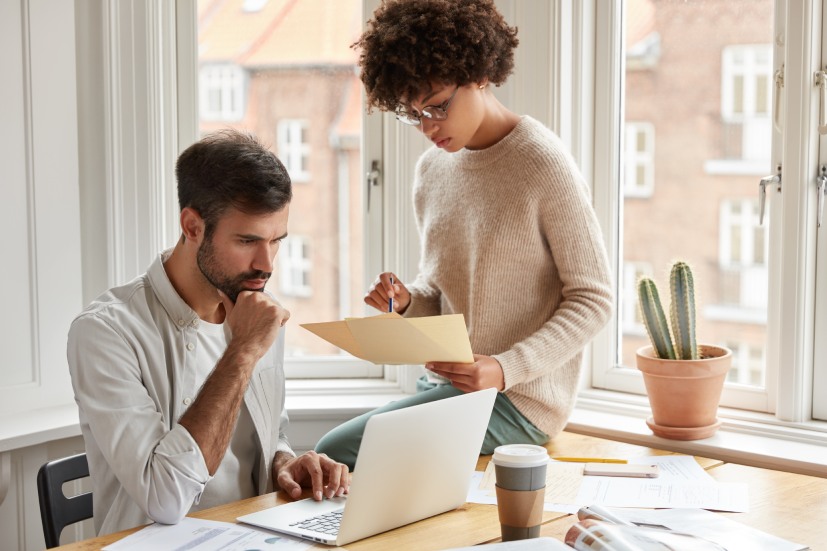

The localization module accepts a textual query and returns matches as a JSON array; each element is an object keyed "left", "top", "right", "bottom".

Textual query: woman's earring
[{"left": 478, "top": 84, "right": 486, "bottom": 89}]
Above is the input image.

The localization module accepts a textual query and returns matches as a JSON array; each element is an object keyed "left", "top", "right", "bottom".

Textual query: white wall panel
[{"left": 0, "top": 0, "right": 82, "bottom": 415}]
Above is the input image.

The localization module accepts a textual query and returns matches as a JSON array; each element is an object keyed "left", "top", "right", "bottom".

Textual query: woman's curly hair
[{"left": 353, "top": 0, "right": 519, "bottom": 112}]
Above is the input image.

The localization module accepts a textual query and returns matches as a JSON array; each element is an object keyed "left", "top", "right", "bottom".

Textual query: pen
[
  {"left": 552, "top": 457, "right": 628, "bottom": 464},
  {"left": 388, "top": 276, "right": 394, "bottom": 313}
]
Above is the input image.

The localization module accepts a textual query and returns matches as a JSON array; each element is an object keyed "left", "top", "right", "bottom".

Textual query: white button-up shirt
[{"left": 67, "top": 251, "right": 292, "bottom": 536}]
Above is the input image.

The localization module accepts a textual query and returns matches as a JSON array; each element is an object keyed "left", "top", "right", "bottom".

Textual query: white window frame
[
  {"left": 587, "top": 0, "right": 827, "bottom": 427},
  {"left": 279, "top": 235, "right": 312, "bottom": 298},
  {"left": 721, "top": 44, "right": 773, "bottom": 163},
  {"left": 623, "top": 122, "right": 654, "bottom": 198},
  {"left": 718, "top": 198, "right": 769, "bottom": 311},
  {"left": 199, "top": 64, "right": 246, "bottom": 122},
  {"left": 621, "top": 261, "right": 652, "bottom": 336},
  {"left": 186, "top": 0, "right": 386, "bottom": 382},
  {"left": 277, "top": 119, "right": 311, "bottom": 183},
  {"left": 721, "top": 44, "right": 773, "bottom": 120}
]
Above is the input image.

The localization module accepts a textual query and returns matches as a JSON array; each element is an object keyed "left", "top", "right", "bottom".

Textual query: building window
[
  {"left": 719, "top": 199, "right": 767, "bottom": 310},
  {"left": 721, "top": 44, "right": 772, "bottom": 161},
  {"left": 725, "top": 341, "right": 765, "bottom": 387},
  {"left": 621, "top": 262, "right": 652, "bottom": 335},
  {"left": 199, "top": 65, "right": 246, "bottom": 121},
  {"left": 277, "top": 120, "right": 310, "bottom": 183},
  {"left": 279, "top": 236, "right": 312, "bottom": 298},
  {"left": 624, "top": 122, "right": 655, "bottom": 198}
]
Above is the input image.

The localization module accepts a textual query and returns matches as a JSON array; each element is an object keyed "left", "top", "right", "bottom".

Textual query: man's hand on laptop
[
  {"left": 274, "top": 450, "right": 350, "bottom": 501},
  {"left": 425, "top": 354, "right": 505, "bottom": 392}
]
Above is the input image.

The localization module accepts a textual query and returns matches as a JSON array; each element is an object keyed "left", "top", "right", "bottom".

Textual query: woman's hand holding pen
[
  {"left": 365, "top": 272, "right": 411, "bottom": 314},
  {"left": 426, "top": 354, "right": 505, "bottom": 393}
]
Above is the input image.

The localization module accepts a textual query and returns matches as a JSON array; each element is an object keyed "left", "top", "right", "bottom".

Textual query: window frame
[
  {"left": 199, "top": 63, "right": 246, "bottom": 122},
  {"left": 277, "top": 119, "right": 311, "bottom": 183},
  {"left": 179, "top": 0, "right": 388, "bottom": 382},
  {"left": 278, "top": 235, "right": 313, "bottom": 298},
  {"left": 587, "top": 0, "right": 827, "bottom": 425},
  {"left": 623, "top": 122, "right": 655, "bottom": 198}
]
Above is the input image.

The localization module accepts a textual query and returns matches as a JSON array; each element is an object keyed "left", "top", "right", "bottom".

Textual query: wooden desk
[{"left": 55, "top": 431, "right": 820, "bottom": 550}]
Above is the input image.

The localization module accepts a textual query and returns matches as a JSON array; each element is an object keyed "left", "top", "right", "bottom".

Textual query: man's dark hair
[
  {"left": 175, "top": 129, "right": 292, "bottom": 236},
  {"left": 353, "top": 0, "right": 519, "bottom": 113}
]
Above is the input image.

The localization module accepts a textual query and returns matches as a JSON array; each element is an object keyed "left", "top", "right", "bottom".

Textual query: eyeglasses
[{"left": 395, "top": 86, "right": 459, "bottom": 126}]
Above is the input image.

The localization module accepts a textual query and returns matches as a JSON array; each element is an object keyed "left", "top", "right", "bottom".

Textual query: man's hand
[
  {"left": 425, "top": 354, "right": 505, "bottom": 393},
  {"left": 275, "top": 451, "right": 350, "bottom": 501},
  {"left": 220, "top": 290, "right": 290, "bottom": 361}
]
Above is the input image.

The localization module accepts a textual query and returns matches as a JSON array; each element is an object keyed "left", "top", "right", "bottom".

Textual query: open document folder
[{"left": 300, "top": 312, "right": 474, "bottom": 365}]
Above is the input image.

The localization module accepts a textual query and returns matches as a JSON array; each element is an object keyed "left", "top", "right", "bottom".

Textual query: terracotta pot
[{"left": 635, "top": 345, "right": 732, "bottom": 440}]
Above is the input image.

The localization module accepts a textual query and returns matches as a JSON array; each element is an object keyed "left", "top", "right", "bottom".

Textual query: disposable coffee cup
[{"left": 492, "top": 444, "right": 549, "bottom": 541}]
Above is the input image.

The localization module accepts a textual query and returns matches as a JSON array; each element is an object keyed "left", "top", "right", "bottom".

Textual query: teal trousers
[{"left": 314, "top": 376, "right": 549, "bottom": 470}]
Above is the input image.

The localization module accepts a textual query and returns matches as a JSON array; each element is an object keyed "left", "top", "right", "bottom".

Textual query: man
[{"left": 68, "top": 129, "right": 349, "bottom": 536}]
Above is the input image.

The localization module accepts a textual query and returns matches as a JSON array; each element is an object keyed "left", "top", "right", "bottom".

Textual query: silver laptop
[{"left": 237, "top": 388, "right": 497, "bottom": 546}]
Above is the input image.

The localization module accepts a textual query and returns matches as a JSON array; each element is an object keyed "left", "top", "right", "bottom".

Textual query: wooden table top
[{"left": 55, "top": 430, "right": 818, "bottom": 550}]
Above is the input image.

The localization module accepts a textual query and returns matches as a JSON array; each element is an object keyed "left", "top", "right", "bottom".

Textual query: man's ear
[{"left": 180, "top": 207, "right": 205, "bottom": 242}]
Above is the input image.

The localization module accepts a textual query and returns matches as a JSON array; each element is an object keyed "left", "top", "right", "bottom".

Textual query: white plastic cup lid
[{"left": 492, "top": 444, "right": 550, "bottom": 467}]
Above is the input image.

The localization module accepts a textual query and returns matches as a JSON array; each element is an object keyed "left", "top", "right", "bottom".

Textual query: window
[
  {"left": 195, "top": 0, "right": 382, "bottom": 379},
  {"left": 621, "top": 261, "right": 651, "bottom": 335},
  {"left": 199, "top": 65, "right": 246, "bottom": 121},
  {"left": 718, "top": 199, "right": 767, "bottom": 311},
  {"left": 279, "top": 235, "right": 312, "bottom": 298},
  {"left": 623, "top": 122, "right": 654, "bottom": 198},
  {"left": 277, "top": 120, "right": 310, "bottom": 183},
  {"left": 720, "top": 44, "right": 773, "bottom": 163},
  {"left": 592, "top": 0, "right": 827, "bottom": 421},
  {"left": 725, "top": 341, "right": 765, "bottom": 387}
]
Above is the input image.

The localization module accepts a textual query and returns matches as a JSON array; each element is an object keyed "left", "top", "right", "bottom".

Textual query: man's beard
[{"left": 197, "top": 236, "right": 271, "bottom": 302}]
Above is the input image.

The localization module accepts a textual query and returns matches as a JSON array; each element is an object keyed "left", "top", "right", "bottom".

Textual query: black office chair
[{"left": 37, "top": 453, "right": 93, "bottom": 548}]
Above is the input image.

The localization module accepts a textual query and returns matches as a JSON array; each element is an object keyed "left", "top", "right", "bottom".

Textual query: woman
[{"left": 315, "top": 0, "right": 613, "bottom": 469}]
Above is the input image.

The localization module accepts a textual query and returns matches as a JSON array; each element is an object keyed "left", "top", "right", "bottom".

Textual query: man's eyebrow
[{"left": 235, "top": 232, "right": 288, "bottom": 241}]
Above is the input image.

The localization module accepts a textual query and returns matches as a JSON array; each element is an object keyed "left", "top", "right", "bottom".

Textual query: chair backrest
[{"left": 37, "top": 453, "right": 93, "bottom": 548}]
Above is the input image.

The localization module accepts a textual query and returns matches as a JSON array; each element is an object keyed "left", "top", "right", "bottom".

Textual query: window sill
[
  {"left": 7, "top": 383, "right": 827, "bottom": 480},
  {"left": 571, "top": 389, "right": 827, "bottom": 478},
  {"left": 0, "top": 403, "right": 81, "bottom": 453},
  {"left": 284, "top": 378, "right": 408, "bottom": 419}
]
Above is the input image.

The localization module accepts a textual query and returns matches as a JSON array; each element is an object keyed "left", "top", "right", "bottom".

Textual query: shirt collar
[{"left": 147, "top": 249, "right": 201, "bottom": 329}]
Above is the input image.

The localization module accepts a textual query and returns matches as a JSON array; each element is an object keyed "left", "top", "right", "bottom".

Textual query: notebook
[{"left": 237, "top": 388, "right": 497, "bottom": 546}]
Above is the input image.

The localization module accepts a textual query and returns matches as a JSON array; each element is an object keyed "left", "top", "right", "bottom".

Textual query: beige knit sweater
[{"left": 404, "top": 116, "right": 613, "bottom": 438}]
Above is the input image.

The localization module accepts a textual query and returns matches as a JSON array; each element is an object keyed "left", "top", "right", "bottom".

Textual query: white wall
[{"left": 0, "top": 0, "right": 87, "bottom": 547}]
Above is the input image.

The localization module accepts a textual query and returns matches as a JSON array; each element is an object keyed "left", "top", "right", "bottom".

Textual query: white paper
[
  {"left": 469, "top": 456, "right": 747, "bottom": 514},
  {"left": 576, "top": 477, "right": 750, "bottom": 512},
  {"left": 102, "top": 517, "right": 314, "bottom": 551},
  {"left": 629, "top": 455, "right": 715, "bottom": 482}
]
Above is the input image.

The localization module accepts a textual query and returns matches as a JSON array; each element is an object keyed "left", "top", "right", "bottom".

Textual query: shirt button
[
  {"left": 178, "top": 319, "right": 185, "bottom": 326},
  {"left": 191, "top": 320, "right": 199, "bottom": 328},
  {"left": 183, "top": 397, "right": 192, "bottom": 406},
  {"left": 186, "top": 343, "right": 195, "bottom": 351}
]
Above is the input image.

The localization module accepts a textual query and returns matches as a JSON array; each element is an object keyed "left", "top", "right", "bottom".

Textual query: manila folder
[{"left": 300, "top": 312, "right": 474, "bottom": 365}]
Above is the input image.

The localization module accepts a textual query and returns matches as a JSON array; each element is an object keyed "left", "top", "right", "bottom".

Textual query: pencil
[
  {"left": 388, "top": 276, "right": 394, "bottom": 313},
  {"left": 552, "top": 457, "right": 628, "bottom": 464}
]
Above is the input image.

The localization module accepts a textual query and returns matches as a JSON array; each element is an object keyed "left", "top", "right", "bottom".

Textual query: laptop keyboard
[{"left": 290, "top": 510, "right": 343, "bottom": 536}]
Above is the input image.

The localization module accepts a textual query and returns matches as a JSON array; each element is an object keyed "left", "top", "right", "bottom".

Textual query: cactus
[
  {"left": 638, "top": 277, "right": 676, "bottom": 359},
  {"left": 669, "top": 261, "right": 699, "bottom": 360},
  {"left": 637, "top": 261, "right": 698, "bottom": 360}
]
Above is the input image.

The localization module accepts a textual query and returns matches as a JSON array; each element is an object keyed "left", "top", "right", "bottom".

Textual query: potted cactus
[{"left": 636, "top": 261, "right": 732, "bottom": 440}]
